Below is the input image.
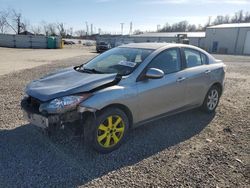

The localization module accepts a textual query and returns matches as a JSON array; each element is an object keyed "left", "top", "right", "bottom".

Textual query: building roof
[
  {"left": 19, "top": 31, "right": 34, "bottom": 35},
  {"left": 131, "top": 32, "right": 205, "bottom": 38},
  {"left": 207, "top": 23, "right": 250, "bottom": 29}
]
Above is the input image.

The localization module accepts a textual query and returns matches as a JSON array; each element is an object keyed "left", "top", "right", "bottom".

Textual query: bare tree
[
  {"left": 133, "top": 29, "right": 143, "bottom": 35},
  {"left": 20, "top": 18, "right": 30, "bottom": 32},
  {"left": 0, "top": 9, "right": 29, "bottom": 34},
  {"left": 0, "top": 10, "right": 8, "bottom": 33},
  {"left": 31, "top": 25, "right": 42, "bottom": 35},
  {"left": 8, "top": 9, "right": 23, "bottom": 34},
  {"left": 41, "top": 21, "right": 49, "bottom": 36},
  {"left": 231, "top": 10, "right": 244, "bottom": 23},
  {"left": 170, "top": 21, "right": 189, "bottom": 32},
  {"left": 57, "top": 22, "right": 66, "bottom": 37},
  {"left": 161, "top": 23, "right": 171, "bottom": 32},
  {"left": 206, "top": 16, "right": 212, "bottom": 26},
  {"left": 224, "top": 15, "right": 230, "bottom": 23},
  {"left": 65, "top": 27, "right": 73, "bottom": 38},
  {"left": 1, "top": 9, "right": 17, "bottom": 33},
  {"left": 75, "top": 30, "right": 86, "bottom": 38},
  {"left": 48, "top": 23, "right": 57, "bottom": 36},
  {"left": 244, "top": 12, "right": 250, "bottom": 22},
  {"left": 187, "top": 24, "right": 196, "bottom": 32},
  {"left": 41, "top": 21, "right": 57, "bottom": 36},
  {"left": 69, "top": 27, "right": 73, "bottom": 36},
  {"left": 213, "top": 15, "right": 225, "bottom": 25}
]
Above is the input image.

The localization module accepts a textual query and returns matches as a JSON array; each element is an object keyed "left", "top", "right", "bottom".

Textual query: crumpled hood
[{"left": 26, "top": 67, "right": 117, "bottom": 102}]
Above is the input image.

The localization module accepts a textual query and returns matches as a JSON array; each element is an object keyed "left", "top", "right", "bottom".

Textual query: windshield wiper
[{"left": 81, "top": 67, "right": 103, "bottom": 74}]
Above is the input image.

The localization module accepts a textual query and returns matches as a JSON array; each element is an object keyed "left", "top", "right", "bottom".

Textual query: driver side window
[{"left": 148, "top": 48, "right": 181, "bottom": 74}]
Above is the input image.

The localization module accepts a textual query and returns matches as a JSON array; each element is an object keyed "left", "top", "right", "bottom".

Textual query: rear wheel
[
  {"left": 202, "top": 85, "right": 221, "bottom": 113},
  {"left": 85, "top": 107, "right": 129, "bottom": 153}
]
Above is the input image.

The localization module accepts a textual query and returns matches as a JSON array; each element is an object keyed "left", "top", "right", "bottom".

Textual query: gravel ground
[{"left": 0, "top": 54, "right": 249, "bottom": 187}]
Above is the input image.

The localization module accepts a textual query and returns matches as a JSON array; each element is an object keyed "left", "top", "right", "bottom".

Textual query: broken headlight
[{"left": 39, "top": 94, "right": 91, "bottom": 114}]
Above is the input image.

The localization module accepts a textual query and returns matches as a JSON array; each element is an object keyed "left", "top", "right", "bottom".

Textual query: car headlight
[{"left": 39, "top": 94, "right": 91, "bottom": 114}]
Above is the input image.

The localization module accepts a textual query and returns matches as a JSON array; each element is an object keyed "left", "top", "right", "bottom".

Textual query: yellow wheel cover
[{"left": 97, "top": 115, "right": 125, "bottom": 148}]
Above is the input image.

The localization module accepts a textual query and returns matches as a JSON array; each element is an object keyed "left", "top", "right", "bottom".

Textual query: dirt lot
[
  {"left": 0, "top": 48, "right": 249, "bottom": 187},
  {"left": 0, "top": 45, "right": 95, "bottom": 75}
]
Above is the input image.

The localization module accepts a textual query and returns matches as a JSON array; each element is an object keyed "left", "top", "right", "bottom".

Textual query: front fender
[{"left": 79, "top": 85, "right": 139, "bottom": 121}]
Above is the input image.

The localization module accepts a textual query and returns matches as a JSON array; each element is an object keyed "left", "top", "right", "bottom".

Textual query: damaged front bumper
[
  {"left": 23, "top": 111, "right": 57, "bottom": 129},
  {"left": 21, "top": 96, "right": 93, "bottom": 130}
]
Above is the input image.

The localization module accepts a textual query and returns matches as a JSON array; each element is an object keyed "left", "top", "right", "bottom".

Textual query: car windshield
[{"left": 81, "top": 47, "right": 153, "bottom": 75}]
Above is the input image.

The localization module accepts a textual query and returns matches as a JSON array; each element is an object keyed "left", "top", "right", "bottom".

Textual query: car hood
[{"left": 26, "top": 67, "right": 117, "bottom": 102}]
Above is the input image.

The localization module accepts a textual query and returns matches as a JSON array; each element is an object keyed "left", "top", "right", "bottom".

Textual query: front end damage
[
  {"left": 21, "top": 95, "right": 96, "bottom": 135},
  {"left": 21, "top": 66, "right": 122, "bottom": 135}
]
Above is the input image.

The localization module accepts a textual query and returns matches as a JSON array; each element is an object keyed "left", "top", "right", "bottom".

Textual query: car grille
[
  {"left": 23, "top": 96, "right": 41, "bottom": 113},
  {"left": 29, "top": 97, "right": 40, "bottom": 107}
]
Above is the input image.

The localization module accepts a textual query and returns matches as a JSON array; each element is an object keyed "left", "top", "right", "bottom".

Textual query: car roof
[
  {"left": 119, "top": 42, "right": 213, "bottom": 60},
  {"left": 119, "top": 42, "right": 197, "bottom": 50}
]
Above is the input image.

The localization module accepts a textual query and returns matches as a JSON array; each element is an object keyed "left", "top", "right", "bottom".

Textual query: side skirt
[{"left": 133, "top": 104, "right": 200, "bottom": 128}]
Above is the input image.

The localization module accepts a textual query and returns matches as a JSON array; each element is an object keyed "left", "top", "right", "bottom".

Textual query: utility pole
[
  {"left": 85, "top": 22, "right": 89, "bottom": 36},
  {"left": 120, "top": 23, "right": 124, "bottom": 35},
  {"left": 17, "top": 15, "right": 21, "bottom": 34},
  {"left": 157, "top": 24, "right": 161, "bottom": 32},
  {"left": 91, "top": 24, "right": 93, "bottom": 35},
  {"left": 129, "top": 22, "right": 133, "bottom": 35}
]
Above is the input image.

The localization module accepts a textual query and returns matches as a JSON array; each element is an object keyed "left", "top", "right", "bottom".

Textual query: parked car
[
  {"left": 84, "top": 41, "right": 95, "bottom": 46},
  {"left": 63, "top": 40, "right": 76, "bottom": 45},
  {"left": 21, "top": 43, "right": 225, "bottom": 153},
  {"left": 96, "top": 41, "right": 111, "bottom": 52}
]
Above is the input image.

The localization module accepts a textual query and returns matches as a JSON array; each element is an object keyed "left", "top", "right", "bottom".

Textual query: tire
[
  {"left": 201, "top": 85, "right": 221, "bottom": 113},
  {"left": 84, "top": 107, "right": 129, "bottom": 153}
]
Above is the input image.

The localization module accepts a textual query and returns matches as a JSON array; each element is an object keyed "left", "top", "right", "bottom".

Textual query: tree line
[
  {"left": 0, "top": 8, "right": 85, "bottom": 37},
  {"left": 159, "top": 10, "right": 250, "bottom": 32}
]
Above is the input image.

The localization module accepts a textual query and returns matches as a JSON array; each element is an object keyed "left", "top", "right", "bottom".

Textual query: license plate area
[{"left": 23, "top": 111, "right": 48, "bottom": 129}]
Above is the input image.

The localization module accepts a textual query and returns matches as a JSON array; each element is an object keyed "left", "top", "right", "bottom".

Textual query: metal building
[
  {"left": 0, "top": 34, "right": 62, "bottom": 49},
  {"left": 205, "top": 23, "right": 250, "bottom": 55},
  {"left": 130, "top": 32, "right": 206, "bottom": 47},
  {"left": 96, "top": 23, "right": 250, "bottom": 55},
  {"left": 96, "top": 32, "right": 206, "bottom": 48}
]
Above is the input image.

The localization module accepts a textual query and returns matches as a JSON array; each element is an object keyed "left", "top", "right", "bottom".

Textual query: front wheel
[
  {"left": 201, "top": 85, "right": 221, "bottom": 113},
  {"left": 85, "top": 107, "right": 129, "bottom": 153}
]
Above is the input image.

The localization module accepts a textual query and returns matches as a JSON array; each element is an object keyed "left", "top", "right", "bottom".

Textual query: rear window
[
  {"left": 201, "top": 53, "right": 208, "bottom": 64},
  {"left": 148, "top": 48, "right": 181, "bottom": 74},
  {"left": 183, "top": 48, "right": 203, "bottom": 68}
]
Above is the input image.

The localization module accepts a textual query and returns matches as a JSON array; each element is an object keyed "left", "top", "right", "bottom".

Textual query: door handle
[
  {"left": 205, "top": 70, "right": 211, "bottom": 74},
  {"left": 176, "top": 77, "right": 186, "bottom": 82}
]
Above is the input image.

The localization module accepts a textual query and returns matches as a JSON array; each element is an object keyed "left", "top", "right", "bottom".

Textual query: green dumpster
[{"left": 47, "top": 37, "right": 56, "bottom": 49}]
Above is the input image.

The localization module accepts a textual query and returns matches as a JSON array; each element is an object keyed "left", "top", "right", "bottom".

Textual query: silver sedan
[{"left": 22, "top": 43, "right": 226, "bottom": 153}]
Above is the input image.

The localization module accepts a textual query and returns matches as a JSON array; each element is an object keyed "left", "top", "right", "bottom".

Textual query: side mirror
[{"left": 145, "top": 68, "right": 164, "bottom": 79}]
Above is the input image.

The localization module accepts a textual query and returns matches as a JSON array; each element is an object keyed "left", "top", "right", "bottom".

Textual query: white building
[
  {"left": 205, "top": 23, "right": 250, "bottom": 55},
  {"left": 130, "top": 32, "right": 206, "bottom": 47},
  {"left": 97, "top": 23, "right": 250, "bottom": 55}
]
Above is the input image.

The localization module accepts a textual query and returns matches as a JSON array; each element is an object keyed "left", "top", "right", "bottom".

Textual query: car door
[
  {"left": 136, "top": 48, "right": 187, "bottom": 121},
  {"left": 182, "top": 48, "right": 211, "bottom": 106}
]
